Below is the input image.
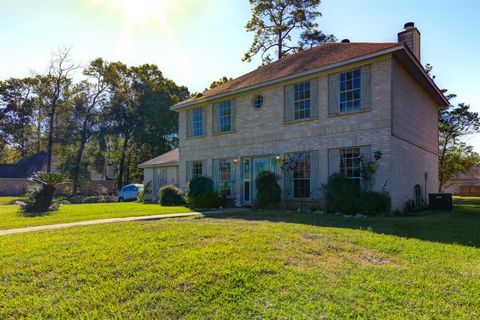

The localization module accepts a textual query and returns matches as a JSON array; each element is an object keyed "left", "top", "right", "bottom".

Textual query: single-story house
[
  {"left": 0, "top": 151, "right": 114, "bottom": 196},
  {"left": 167, "top": 22, "right": 448, "bottom": 210},
  {"left": 444, "top": 166, "right": 480, "bottom": 196},
  {"left": 138, "top": 148, "right": 179, "bottom": 202}
]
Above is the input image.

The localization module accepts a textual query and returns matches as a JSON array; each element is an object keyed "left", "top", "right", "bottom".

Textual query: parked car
[{"left": 118, "top": 184, "right": 143, "bottom": 202}]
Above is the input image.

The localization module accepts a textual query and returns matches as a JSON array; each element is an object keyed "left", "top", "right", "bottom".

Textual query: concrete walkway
[{"left": 0, "top": 212, "right": 203, "bottom": 236}]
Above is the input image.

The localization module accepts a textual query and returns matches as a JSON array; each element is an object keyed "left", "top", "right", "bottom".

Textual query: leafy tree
[
  {"left": 0, "top": 77, "right": 38, "bottom": 160},
  {"left": 35, "top": 47, "right": 78, "bottom": 172},
  {"left": 439, "top": 102, "right": 480, "bottom": 191},
  {"left": 243, "top": 0, "right": 335, "bottom": 64},
  {"left": 209, "top": 76, "right": 232, "bottom": 89}
]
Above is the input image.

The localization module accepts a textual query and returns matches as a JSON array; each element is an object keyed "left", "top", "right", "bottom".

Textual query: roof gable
[
  {"left": 138, "top": 149, "right": 179, "bottom": 168},
  {"left": 0, "top": 152, "right": 48, "bottom": 178}
]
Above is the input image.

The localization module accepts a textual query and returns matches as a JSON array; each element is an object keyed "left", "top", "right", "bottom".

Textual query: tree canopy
[{"left": 243, "top": 0, "right": 336, "bottom": 64}]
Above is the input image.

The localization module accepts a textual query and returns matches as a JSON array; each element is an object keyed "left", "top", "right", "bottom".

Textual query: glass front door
[{"left": 242, "top": 156, "right": 276, "bottom": 204}]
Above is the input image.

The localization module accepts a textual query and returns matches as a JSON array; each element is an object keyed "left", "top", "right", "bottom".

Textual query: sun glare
[{"left": 113, "top": 0, "right": 174, "bottom": 22}]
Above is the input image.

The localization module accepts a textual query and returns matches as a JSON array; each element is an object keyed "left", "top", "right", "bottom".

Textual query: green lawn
[
  {"left": 0, "top": 201, "right": 191, "bottom": 230},
  {"left": 0, "top": 198, "right": 479, "bottom": 318},
  {"left": 0, "top": 196, "right": 26, "bottom": 205}
]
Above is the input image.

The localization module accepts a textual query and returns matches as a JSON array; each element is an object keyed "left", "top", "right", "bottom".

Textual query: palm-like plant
[{"left": 22, "top": 172, "right": 68, "bottom": 214}]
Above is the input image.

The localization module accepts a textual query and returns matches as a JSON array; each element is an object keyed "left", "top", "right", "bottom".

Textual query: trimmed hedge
[
  {"left": 189, "top": 192, "right": 225, "bottom": 209},
  {"left": 323, "top": 173, "right": 360, "bottom": 214},
  {"left": 158, "top": 185, "right": 185, "bottom": 206},
  {"left": 322, "top": 173, "right": 390, "bottom": 215},
  {"left": 255, "top": 171, "right": 281, "bottom": 208},
  {"left": 188, "top": 176, "right": 214, "bottom": 198}
]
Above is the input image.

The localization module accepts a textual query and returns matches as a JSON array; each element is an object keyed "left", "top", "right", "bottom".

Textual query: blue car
[{"left": 118, "top": 184, "right": 143, "bottom": 202}]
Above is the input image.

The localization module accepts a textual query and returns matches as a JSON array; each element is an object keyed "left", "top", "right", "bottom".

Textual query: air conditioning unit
[{"left": 428, "top": 193, "right": 452, "bottom": 211}]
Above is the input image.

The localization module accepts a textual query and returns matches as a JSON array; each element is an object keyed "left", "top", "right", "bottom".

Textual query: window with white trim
[
  {"left": 339, "top": 69, "right": 361, "bottom": 113},
  {"left": 219, "top": 160, "right": 233, "bottom": 196},
  {"left": 219, "top": 101, "right": 232, "bottom": 132},
  {"left": 290, "top": 151, "right": 311, "bottom": 198},
  {"left": 340, "top": 147, "right": 361, "bottom": 182},
  {"left": 190, "top": 108, "right": 204, "bottom": 136},
  {"left": 192, "top": 161, "right": 203, "bottom": 178},
  {"left": 293, "top": 81, "right": 311, "bottom": 120}
]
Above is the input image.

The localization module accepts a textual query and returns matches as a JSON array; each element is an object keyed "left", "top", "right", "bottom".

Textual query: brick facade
[{"left": 177, "top": 54, "right": 439, "bottom": 210}]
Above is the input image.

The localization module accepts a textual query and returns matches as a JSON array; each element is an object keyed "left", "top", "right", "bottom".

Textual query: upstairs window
[
  {"left": 188, "top": 108, "right": 204, "bottom": 137},
  {"left": 293, "top": 81, "right": 311, "bottom": 120},
  {"left": 219, "top": 101, "right": 232, "bottom": 132},
  {"left": 339, "top": 69, "right": 361, "bottom": 113},
  {"left": 214, "top": 100, "right": 235, "bottom": 134}
]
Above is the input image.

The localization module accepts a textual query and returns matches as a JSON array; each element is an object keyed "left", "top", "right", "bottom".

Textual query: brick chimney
[{"left": 398, "top": 22, "right": 421, "bottom": 61}]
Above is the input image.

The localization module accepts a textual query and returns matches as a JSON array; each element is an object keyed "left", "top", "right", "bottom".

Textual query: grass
[
  {"left": 0, "top": 198, "right": 479, "bottom": 318},
  {"left": 0, "top": 201, "right": 191, "bottom": 230},
  {"left": 0, "top": 196, "right": 26, "bottom": 205}
]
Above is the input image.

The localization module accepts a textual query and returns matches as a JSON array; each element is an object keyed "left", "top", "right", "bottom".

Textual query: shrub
[
  {"left": 189, "top": 192, "right": 225, "bottom": 209},
  {"left": 358, "top": 191, "right": 391, "bottom": 215},
  {"left": 158, "top": 185, "right": 185, "bottom": 206},
  {"left": 188, "top": 176, "right": 214, "bottom": 198},
  {"left": 322, "top": 173, "right": 360, "bottom": 214},
  {"left": 21, "top": 172, "right": 67, "bottom": 214},
  {"left": 255, "top": 171, "right": 281, "bottom": 208}
]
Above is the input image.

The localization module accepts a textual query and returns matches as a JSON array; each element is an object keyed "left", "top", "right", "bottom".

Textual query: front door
[{"left": 242, "top": 156, "right": 276, "bottom": 204}]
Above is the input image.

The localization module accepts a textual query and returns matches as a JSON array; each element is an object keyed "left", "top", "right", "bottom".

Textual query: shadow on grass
[{"left": 204, "top": 197, "right": 480, "bottom": 248}]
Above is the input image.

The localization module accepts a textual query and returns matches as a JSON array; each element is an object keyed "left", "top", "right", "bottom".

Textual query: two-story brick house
[{"left": 170, "top": 23, "right": 448, "bottom": 210}]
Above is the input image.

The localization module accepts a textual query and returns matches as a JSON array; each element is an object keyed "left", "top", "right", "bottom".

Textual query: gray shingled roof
[
  {"left": 138, "top": 149, "right": 179, "bottom": 168},
  {"left": 0, "top": 152, "right": 48, "bottom": 178}
]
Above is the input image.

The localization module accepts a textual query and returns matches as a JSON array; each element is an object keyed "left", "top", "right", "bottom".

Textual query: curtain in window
[
  {"left": 310, "top": 150, "right": 320, "bottom": 199},
  {"left": 328, "top": 148, "right": 340, "bottom": 176},
  {"left": 284, "top": 84, "right": 294, "bottom": 122},
  {"left": 328, "top": 73, "right": 340, "bottom": 115},
  {"left": 360, "top": 65, "right": 372, "bottom": 110}
]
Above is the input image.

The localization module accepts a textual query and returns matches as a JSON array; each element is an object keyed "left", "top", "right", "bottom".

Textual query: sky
[{"left": 1, "top": 0, "right": 479, "bottom": 148}]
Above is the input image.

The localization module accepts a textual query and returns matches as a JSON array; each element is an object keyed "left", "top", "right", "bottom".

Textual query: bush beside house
[{"left": 158, "top": 185, "right": 185, "bottom": 206}]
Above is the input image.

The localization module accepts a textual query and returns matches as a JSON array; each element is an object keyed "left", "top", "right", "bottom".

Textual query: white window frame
[
  {"left": 339, "top": 147, "right": 361, "bottom": 182},
  {"left": 191, "top": 108, "right": 204, "bottom": 137},
  {"left": 339, "top": 68, "right": 361, "bottom": 113},
  {"left": 219, "top": 101, "right": 232, "bottom": 132},
  {"left": 293, "top": 81, "right": 311, "bottom": 120}
]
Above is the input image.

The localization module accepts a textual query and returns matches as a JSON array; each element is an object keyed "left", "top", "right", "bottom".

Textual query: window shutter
[
  {"left": 360, "top": 145, "right": 372, "bottom": 190},
  {"left": 283, "top": 153, "right": 293, "bottom": 200},
  {"left": 230, "top": 100, "right": 236, "bottom": 131},
  {"left": 186, "top": 161, "right": 192, "bottom": 182},
  {"left": 213, "top": 103, "right": 220, "bottom": 134},
  {"left": 284, "top": 85, "right": 294, "bottom": 122},
  {"left": 328, "top": 148, "right": 340, "bottom": 177},
  {"left": 328, "top": 73, "right": 340, "bottom": 115},
  {"left": 310, "top": 150, "right": 320, "bottom": 199},
  {"left": 212, "top": 159, "right": 219, "bottom": 192},
  {"left": 201, "top": 107, "right": 206, "bottom": 135},
  {"left": 310, "top": 78, "right": 319, "bottom": 118},
  {"left": 187, "top": 110, "right": 193, "bottom": 137},
  {"left": 360, "top": 65, "right": 372, "bottom": 110}
]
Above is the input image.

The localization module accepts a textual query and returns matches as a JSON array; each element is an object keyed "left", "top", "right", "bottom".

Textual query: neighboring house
[
  {"left": 0, "top": 151, "right": 114, "bottom": 195},
  {"left": 170, "top": 23, "right": 448, "bottom": 210},
  {"left": 444, "top": 166, "right": 480, "bottom": 196},
  {"left": 138, "top": 148, "right": 179, "bottom": 202}
]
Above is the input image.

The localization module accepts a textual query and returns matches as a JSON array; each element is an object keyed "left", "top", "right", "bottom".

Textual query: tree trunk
[
  {"left": 278, "top": 31, "right": 283, "bottom": 60},
  {"left": 46, "top": 106, "right": 55, "bottom": 172},
  {"left": 116, "top": 136, "right": 129, "bottom": 190},
  {"left": 72, "top": 122, "right": 88, "bottom": 195}
]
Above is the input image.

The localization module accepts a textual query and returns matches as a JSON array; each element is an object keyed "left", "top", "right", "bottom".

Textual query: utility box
[{"left": 429, "top": 193, "right": 453, "bottom": 211}]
